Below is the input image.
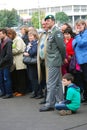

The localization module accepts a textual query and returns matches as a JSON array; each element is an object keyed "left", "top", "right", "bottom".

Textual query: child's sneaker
[{"left": 59, "top": 110, "right": 72, "bottom": 116}]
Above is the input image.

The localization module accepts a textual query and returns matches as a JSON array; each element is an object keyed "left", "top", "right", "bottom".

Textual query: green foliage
[
  {"left": 55, "top": 12, "right": 69, "bottom": 24},
  {"left": 0, "top": 9, "right": 20, "bottom": 28},
  {"left": 0, "top": 10, "right": 7, "bottom": 27},
  {"left": 31, "top": 11, "right": 45, "bottom": 29}
]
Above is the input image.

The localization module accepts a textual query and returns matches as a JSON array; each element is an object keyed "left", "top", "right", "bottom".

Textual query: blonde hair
[
  {"left": 75, "top": 19, "right": 86, "bottom": 29},
  {"left": 28, "top": 29, "right": 39, "bottom": 40},
  {"left": 20, "top": 25, "right": 29, "bottom": 34}
]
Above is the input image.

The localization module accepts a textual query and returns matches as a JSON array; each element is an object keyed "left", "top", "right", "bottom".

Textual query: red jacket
[{"left": 64, "top": 38, "right": 74, "bottom": 56}]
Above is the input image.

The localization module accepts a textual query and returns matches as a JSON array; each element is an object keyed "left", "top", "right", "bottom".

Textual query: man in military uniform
[{"left": 39, "top": 15, "right": 66, "bottom": 112}]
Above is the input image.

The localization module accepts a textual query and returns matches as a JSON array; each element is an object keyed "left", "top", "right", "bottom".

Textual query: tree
[
  {"left": 0, "top": 9, "right": 20, "bottom": 28},
  {"left": 6, "top": 9, "right": 20, "bottom": 27},
  {"left": 0, "top": 10, "right": 7, "bottom": 27},
  {"left": 31, "top": 11, "right": 45, "bottom": 29},
  {"left": 55, "top": 12, "right": 69, "bottom": 24}
]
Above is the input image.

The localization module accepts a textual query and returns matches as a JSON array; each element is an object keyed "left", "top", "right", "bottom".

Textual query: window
[
  {"left": 81, "top": 5, "right": 87, "bottom": 12},
  {"left": 62, "top": 6, "right": 72, "bottom": 12},
  {"left": 74, "top": 5, "right": 80, "bottom": 12}
]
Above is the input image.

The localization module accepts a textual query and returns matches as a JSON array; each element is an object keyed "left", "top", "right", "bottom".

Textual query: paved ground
[{"left": 0, "top": 94, "right": 87, "bottom": 130}]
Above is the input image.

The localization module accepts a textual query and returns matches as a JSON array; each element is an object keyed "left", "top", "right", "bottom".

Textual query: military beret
[{"left": 45, "top": 15, "right": 55, "bottom": 21}]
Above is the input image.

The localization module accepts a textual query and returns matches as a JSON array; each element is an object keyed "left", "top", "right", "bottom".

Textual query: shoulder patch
[{"left": 57, "top": 33, "right": 61, "bottom": 37}]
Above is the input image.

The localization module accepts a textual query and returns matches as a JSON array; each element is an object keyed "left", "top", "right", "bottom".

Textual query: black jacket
[
  {"left": 0, "top": 38, "right": 13, "bottom": 69},
  {"left": 22, "top": 34, "right": 29, "bottom": 45}
]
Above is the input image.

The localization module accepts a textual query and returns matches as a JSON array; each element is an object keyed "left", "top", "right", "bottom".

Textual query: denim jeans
[
  {"left": 55, "top": 102, "right": 69, "bottom": 110},
  {"left": 0, "top": 67, "right": 12, "bottom": 95}
]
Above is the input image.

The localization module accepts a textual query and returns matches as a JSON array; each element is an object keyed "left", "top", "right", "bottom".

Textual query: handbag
[
  {"left": 23, "top": 56, "right": 37, "bottom": 65},
  {"left": 69, "top": 55, "right": 76, "bottom": 72}
]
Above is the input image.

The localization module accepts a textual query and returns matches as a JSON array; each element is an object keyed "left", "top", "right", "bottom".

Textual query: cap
[{"left": 45, "top": 15, "right": 55, "bottom": 21}]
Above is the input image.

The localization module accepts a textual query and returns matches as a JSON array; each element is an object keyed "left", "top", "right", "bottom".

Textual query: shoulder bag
[{"left": 23, "top": 56, "right": 37, "bottom": 65}]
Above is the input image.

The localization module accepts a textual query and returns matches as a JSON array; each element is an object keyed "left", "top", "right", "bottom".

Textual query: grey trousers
[{"left": 45, "top": 66, "right": 64, "bottom": 108}]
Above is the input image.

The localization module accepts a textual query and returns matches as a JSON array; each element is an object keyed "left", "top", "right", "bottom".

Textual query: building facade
[{"left": 17, "top": 4, "right": 87, "bottom": 27}]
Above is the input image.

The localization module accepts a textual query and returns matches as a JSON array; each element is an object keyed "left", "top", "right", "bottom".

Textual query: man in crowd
[
  {"left": 37, "top": 19, "right": 49, "bottom": 102},
  {"left": 0, "top": 29, "right": 13, "bottom": 98},
  {"left": 39, "top": 15, "right": 66, "bottom": 112}
]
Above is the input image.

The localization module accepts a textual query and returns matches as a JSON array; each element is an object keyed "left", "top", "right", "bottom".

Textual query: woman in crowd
[
  {"left": 61, "top": 23, "right": 72, "bottom": 34},
  {"left": 62, "top": 28, "right": 75, "bottom": 75},
  {"left": 7, "top": 29, "right": 27, "bottom": 96},
  {"left": 72, "top": 19, "right": 87, "bottom": 102},
  {"left": 20, "top": 25, "right": 29, "bottom": 45},
  {"left": 23, "top": 29, "right": 39, "bottom": 98}
]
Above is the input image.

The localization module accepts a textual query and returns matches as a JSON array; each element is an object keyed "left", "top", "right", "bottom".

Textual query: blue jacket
[
  {"left": 25, "top": 40, "right": 38, "bottom": 57},
  {"left": 72, "top": 29, "right": 87, "bottom": 64}
]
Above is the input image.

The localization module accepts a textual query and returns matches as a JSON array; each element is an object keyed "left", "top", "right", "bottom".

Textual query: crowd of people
[{"left": 0, "top": 14, "right": 87, "bottom": 116}]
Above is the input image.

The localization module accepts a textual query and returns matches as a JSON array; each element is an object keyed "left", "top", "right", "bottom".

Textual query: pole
[{"left": 38, "top": 0, "right": 41, "bottom": 29}]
